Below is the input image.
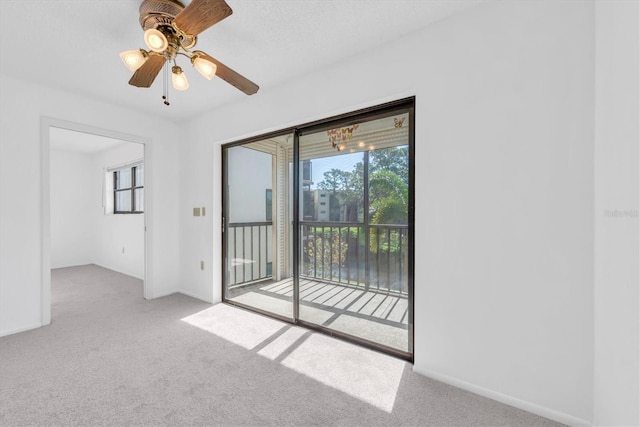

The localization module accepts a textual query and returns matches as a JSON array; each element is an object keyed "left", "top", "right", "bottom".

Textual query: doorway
[
  {"left": 41, "top": 118, "right": 149, "bottom": 326},
  {"left": 222, "top": 98, "right": 414, "bottom": 359},
  {"left": 50, "top": 128, "right": 145, "bottom": 277},
  {"left": 223, "top": 134, "right": 294, "bottom": 320}
]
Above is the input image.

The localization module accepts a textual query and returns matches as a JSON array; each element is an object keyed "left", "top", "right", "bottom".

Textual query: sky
[{"left": 309, "top": 152, "right": 363, "bottom": 190}]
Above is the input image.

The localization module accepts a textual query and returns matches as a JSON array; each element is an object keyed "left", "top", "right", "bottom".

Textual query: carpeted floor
[{"left": 0, "top": 264, "right": 563, "bottom": 426}]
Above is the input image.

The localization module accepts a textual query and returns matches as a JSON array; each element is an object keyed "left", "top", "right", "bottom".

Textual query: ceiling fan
[{"left": 120, "top": 0, "right": 259, "bottom": 105}]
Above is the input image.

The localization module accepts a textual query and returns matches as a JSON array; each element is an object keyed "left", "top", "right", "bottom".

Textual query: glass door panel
[
  {"left": 222, "top": 100, "right": 414, "bottom": 359},
  {"left": 223, "top": 135, "right": 293, "bottom": 320},
  {"left": 297, "top": 111, "right": 411, "bottom": 353}
]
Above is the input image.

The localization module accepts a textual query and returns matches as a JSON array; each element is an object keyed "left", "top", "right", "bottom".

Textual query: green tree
[
  {"left": 369, "top": 146, "right": 408, "bottom": 185},
  {"left": 317, "top": 168, "right": 350, "bottom": 194},
  {"left": 317, "top": 167, "right": 362, "bottom": 221},
  {"left": 369, "top": 170, "right": 408, "bottom": 225},
  {"left": 311, "top": 147, "right": 409, "bottom": 284},
  {"left": 306, "top": 229, "right": 348, "bottom": 280},
  {"left": 314, "top": 148, "right": 409, "bottom": 225},
  {"left": 368, "top": 148, "right": 408, "bottom": 257}
]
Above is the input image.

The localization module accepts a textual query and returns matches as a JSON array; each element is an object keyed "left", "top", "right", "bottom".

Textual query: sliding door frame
[
  {"left": 221, "top": 97, "right": 415, "bottom": 361},
  {"left": 221, "top": 128, "right": 296, "bottom": 324}
]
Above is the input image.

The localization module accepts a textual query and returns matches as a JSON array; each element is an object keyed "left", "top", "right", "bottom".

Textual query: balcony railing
[
  {"left": 228, "top": 221, "right": 408, "bottom": 294},
  {"left": 228, "top": 221, "right": 272, "bottom": 287},
  {"left": 301, "top": 221, "right": 408, "bottom": 294}
]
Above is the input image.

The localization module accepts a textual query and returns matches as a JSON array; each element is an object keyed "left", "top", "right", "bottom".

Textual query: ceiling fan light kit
[
  {"left": 121, "top": 0, "right": 259, "bottom": 105},
  {"left": 119, "top": 49, "right": 149, "bottom": 72},
  {"left": 171, "top": 65, "right": 189, "bottom": 90},
  {"left": 192, "top": 53, "right": 217, "bottom": 80},
  {"left": 143, "top": 28, "right": 169, "bottom": 52}
]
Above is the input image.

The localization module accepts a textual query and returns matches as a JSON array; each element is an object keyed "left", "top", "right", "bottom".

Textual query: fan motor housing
[{"left": 139, "top": 0, "right": 197, "bottom": 49}]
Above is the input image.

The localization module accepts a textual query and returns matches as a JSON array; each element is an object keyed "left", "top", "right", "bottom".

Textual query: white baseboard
[
  {"left": 413, "top": 367, "right": 592, "bottom": 427},
  {"left": 0, "top": 322, "right": 42, "bottom": 338},
  {"left": 148, "top": 288, "right": 212, "bottom": 304},
  {"left": 177, "top": 288, "right": 212, "bottom": 303},
  {"left": 150, "top": 289, "right": 178, "bottom": 299}
]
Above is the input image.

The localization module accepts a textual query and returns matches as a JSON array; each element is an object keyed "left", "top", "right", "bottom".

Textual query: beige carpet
[{"left": 0, "top": 264, "right": 562, "bottom": 426}]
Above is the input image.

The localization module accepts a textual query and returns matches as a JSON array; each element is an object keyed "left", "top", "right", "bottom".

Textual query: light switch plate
[
  {"left": 201, "top": 207, "right": 206, "bottom": 216},
  {"left": 193, "top": 207, "right": 201, "bottom": 217}
]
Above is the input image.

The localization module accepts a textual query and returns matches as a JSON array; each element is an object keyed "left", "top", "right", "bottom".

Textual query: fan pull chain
[{"left": 162, "top": 62, "right": 170, "bottom": 106}]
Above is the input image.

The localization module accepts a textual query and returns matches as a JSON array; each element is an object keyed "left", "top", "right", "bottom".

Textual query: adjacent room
[
  {"left": 49, "top": 127, "right": 147, "bottom": 321},
  {"left": 0, "top": 0, "right": 638, "bottom": 426},
  {"left": 50, "top": 128, "right": 145, "bottom": 281}
]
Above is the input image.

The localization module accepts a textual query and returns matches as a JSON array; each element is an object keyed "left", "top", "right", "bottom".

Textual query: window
[
  {"left": 265, "top": 189, "right": 272, "bottom": 221},
  {"left": 114, "top": 164, "right": 144, "bottom": 213}
]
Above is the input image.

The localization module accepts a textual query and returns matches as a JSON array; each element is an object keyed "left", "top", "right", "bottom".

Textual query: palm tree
[
  {"left": 369, "top": 170, "right": 407, "bottom": 225},
  {"left": 368, "top": 169, "right": 408, "bottom": 257}
]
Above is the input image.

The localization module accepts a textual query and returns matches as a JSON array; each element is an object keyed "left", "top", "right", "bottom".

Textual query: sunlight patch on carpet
[
  {"left": 256, "top": 326, "right": 309, "bottom": 360},
  {"left": 182, "top": 303, "right": 404, "bottom": 413},
  {"left": 181, "top": 304, "right": 286, "bottom": 349},
  {"left": 277, "top": 333, "right": 404, "bottom": 413}
]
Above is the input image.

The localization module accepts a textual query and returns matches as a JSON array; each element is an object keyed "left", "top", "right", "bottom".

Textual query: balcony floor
[{"left": 227, "top": 278, "right": 409, "bottom": 352}]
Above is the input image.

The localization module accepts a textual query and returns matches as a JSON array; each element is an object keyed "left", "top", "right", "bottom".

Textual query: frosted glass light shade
[
  {"left": 144, "top": 28, "right": 168, "bottom": 53},
  {"left": 119, "top": 49, "right": 148, "bottom": 71},
  {"left": 192, "top": 55, "right": 217, "bottom": 80},
  {"left": 171, "top": 66, "right": 189, "bottom": 90}
]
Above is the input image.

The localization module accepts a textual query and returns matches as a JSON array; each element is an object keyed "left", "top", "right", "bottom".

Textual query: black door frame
[{"left": 221, "top": 97, "right": 415, "bottom": 361}]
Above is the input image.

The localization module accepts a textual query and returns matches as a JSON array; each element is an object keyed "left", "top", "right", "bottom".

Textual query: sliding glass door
[
  {"left": 223, "top": 99, "right": 414, "bottom": 358},
  {"left": 223, "top": 135, "right": 294, "bottom": 320},
  {"left": 297, "top": 108, "right": 412, "bottom": 354}
]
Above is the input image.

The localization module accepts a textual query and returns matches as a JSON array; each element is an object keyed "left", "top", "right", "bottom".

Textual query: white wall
[
  {"left": 50, "top": 149, "right": 95, "bottom": 268},
  {"left": 0, "top": 73, "right": 182, "bottom": 336},
  {"left": 179, "top": 1, "right": 604, "bottom": 424},
  {"left": 594, "top": 1, "right": 639, "bottom": 425},
  {"left": 92, "top": 143, "right": 145, "bottom": 279},
  {"left": 1, "top": 1, "right": 636, "bottom": 425},
  {"left": 227, "top": 146, "right": 272, "bottom": 223},
  {"left": 50, "top": 142, "right": 145, "bottom": 279}
]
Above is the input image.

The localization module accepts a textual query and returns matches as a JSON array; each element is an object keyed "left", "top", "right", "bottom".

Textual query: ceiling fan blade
[
  {"left": 128, "top": 53, "right": 166, "bottom": 88},
  {"left": 197, "top": 52, "right": 259, "bottom": 95},
  {"left": 173, "top": 0, "right": 232, "bottom": 36}
]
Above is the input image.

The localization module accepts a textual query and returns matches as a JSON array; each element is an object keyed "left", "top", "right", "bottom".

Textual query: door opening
[
  {"left": 222, "top": 98, "right": 414, "bottom": 360},
  {"left": 41, "top": 118, "right": 150, "bottom": 326}
]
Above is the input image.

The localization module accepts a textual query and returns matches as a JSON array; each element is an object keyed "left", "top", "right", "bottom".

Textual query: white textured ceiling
[{"left": 0, "top": 0, "right": 479, "bottom": 122}]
